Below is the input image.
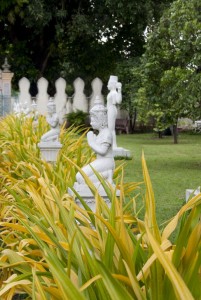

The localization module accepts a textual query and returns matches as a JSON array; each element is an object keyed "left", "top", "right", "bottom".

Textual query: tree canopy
[
  {"left": 0, "top": 0, "right": 172, "bottom": 93},
  {"left": 138, "top": 0, "right": 201, "bottom": 142}
]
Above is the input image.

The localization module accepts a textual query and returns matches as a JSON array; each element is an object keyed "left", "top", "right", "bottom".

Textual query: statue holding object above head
[
  {"left": 76, "top": 96, "right": 114, "bottom": 185},
  {"left": 107, "top": 75, "right": 122, "bottom": 149},
  {"left": 40, "top": 98, "right": 60, "bottom": 142}
]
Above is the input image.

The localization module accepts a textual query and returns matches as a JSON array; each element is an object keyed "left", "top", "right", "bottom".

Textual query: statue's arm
[
  {"left": 116, "top": 82, "right": 122, "bottom": 104},
  {"left": 116, "top": 93, "right": 122, "bottom": 105},
  {"left": 111, "top": 85, "right": 122, "bottom": 105},
  {"left": 87, "top": 131, "right": 110, "bottom": 156},
  {"left": 47, "top": 116, "right": 59, "bottom": 128},
  {"left": 90, "top": 142, "right": 110, "bottom": 156}
]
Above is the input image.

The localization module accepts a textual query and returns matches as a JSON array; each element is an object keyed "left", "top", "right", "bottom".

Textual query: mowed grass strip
[{"left": 116, "top": 132, "right": 201, "bottom": 227}]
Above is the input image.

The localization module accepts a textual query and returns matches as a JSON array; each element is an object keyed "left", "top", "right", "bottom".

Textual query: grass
[{"left": 116, "top": 132, "right": 201, "bottom": 227}]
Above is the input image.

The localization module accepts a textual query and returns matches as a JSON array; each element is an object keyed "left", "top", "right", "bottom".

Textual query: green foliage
[
  {"left": 0, "top": 114, "right": 94, "bottom": 192},
  {"left": 138, "top": 0, "right": 201, "bottom": 142},
  {"left": 66, "top": 110, "right": 89, "bottom": 129},
  {"left": 115, "top": 58, "right": 141, "bottom": 132},
  {"left": 0, "top": 114, "right": 200, "bottom": 299},
  {"left": 0, "top": 0, "right": 173, "bottom": 91}
]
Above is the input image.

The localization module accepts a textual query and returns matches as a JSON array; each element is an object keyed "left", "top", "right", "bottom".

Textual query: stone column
[
  {"left": 1, "top": 58, "right": 14, "bottom": 97},
  {"left": 89, "top": 77, "right": 104, "bottom": 110},
  {"left": 0, "top": 58, "right": 14, "bottom": 115},
  {"left": 72, "top": 77, "right": 88, "bottom": 112},
  {"left": 36, "top": 77, "right": 49, "bottom": 115},
  {"left": 54, "top": 77, "right": 68, "bottom": 124},
  {"left": 18, "top": 77, "right": 32, "bottom": 109}
]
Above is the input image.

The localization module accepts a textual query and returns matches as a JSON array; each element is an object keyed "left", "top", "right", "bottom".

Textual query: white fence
[
  {"left": 16, "top": 76, "right": 105, "bottom": 116},
  {"left": 0, "top": 58, "right": 14, "bottom": 116},
  {"left": 0, "top": 95, "right": 14, "bottom": 116}
]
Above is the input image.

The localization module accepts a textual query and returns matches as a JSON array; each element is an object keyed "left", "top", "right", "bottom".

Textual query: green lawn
[{"left": 116, "top": 132, "right": 201, "bottom": 228}]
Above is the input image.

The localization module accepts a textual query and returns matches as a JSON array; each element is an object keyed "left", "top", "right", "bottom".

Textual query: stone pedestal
[
  {"left": 185, "top": 186, "right": 200, "bottom": 202},
  {"left": 38, "top": 141, "right": 62, "bottom": 162},
  {"left": 113, "top": 147, "right": 131, "bottom": 158},
  {"left": 68, "top": 182, "right": 120, "bottom": 212}
]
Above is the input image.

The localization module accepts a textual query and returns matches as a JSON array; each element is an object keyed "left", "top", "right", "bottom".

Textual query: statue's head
[
  {"left": 47, "top": 97, "right": 56, "bottom": 114},
  {"left": 107, "top": 75, "right": 118, "bottom": 90},
  {"left": 90, "top": 96, "right": 107, "bottom": 130}
]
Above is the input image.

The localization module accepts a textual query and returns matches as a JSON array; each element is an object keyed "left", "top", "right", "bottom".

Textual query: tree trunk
[
  {"left": 158, "top": 131, "right": 163, "bottom": 138},
  {"left": 130, "top": 108, "right": 137, "bottom": 133},
  {"left": 40, "top": 50, "right": 52, "bottom": 76},
  {"left": 172, "top": 124, "right": 178, "bottom": 144}
]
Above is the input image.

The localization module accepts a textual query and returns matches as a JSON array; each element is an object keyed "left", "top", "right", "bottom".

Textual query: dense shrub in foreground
[{"left": 0, "top": 115, "right": 200, "bottom": 299}]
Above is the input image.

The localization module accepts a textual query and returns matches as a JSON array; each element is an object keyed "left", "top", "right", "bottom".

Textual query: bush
[
  {"left": 0, "top": 115, "right": 200, "bottom": 299},
  {"left": 66, "top": 110, "right": 89, "bottom": 128}
]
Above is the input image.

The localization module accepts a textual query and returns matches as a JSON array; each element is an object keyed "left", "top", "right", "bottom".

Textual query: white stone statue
[
  {"left": 31, "top": 99, "right": 37, "bottom": 115},
  {"left": 13, "top": 102, "right": 21, "bottom": 115},
  {"left": 30, "top": 100, "right": 39, "bottom": 126},
  {"left": 21, "top": 101, "right": 31, "bottom": 116},
  {"left": 13, "top": 101, "right": 30, "bottom": 117},
  {"left": 40, "top": 98, "right": 60, "bottom": 142},
  {"left": 76, "top": 97, "right": 114, "bottom": 185},
  {"left": 107, "top": 75, "right": 122, "bottom": 149}
]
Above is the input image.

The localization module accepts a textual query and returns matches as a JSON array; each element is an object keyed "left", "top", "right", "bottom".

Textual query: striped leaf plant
[{"left": 0, "top": 115, "right": 200, "bottom": 299}]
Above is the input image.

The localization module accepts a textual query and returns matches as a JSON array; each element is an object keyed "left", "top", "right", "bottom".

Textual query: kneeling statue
[
  {"left": 76, "top": 96, "right": 114, "bottom": 185},
  {"left": 38, "top": 97, "right": 62, "bottom": 162},
  {"left": 40, "top": 97, "right": 60, "bottom": 142}
]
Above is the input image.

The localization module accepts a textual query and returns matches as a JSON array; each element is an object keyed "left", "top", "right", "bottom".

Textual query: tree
[
  {"left": 115, "top": 58, "right": 142, "bottom": 133},
  {"left": 0, "top": 0, "right": 172, "bottom": 93},
  {"left": 138, "top": 0, "right": 201, "bottom": 143}
]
